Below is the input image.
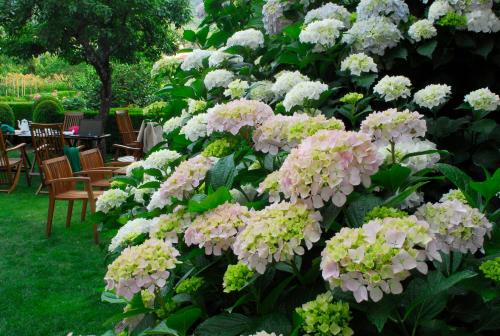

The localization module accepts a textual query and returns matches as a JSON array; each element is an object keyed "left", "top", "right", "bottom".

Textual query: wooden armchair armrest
[
  {"left": 112, "top": 144, "right": 142, "bottom": 152},
  {"left": 6, "top": 143, "right": 26, "bottom": 153},
  {"left": 75, "top": 169, "right": 113, "bottom": 179},
  {"left": 46, "top": 176, "right": 91, "bottom": 185}
]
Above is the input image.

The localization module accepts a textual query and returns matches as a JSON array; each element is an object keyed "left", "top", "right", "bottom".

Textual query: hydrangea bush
[{"left": 94, "top": 1, "right": 500, "bottom": 335}]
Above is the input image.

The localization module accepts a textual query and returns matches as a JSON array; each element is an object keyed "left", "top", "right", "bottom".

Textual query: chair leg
[
  {"left": 47, "top": 197, "right": 55, "bottom": 237},
  {"left": 66, "top": 201, "right": 74, "bottom": 227},
  {"left": 7, "top": 164, "right": 22, "bottom": 194},
  {"left": 21, "top": 149, "right": 32, "bottom": 186},
  {"left": 81, "top": 200, "right": 87, "bottom": 221},
  {"left": 89, "top": 198, "right": 99, "bottom": 244}
]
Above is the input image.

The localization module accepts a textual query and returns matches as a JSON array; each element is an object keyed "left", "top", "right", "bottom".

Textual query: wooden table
[{"left": 13, "top": 131, "right": 111, "bottom": 154}]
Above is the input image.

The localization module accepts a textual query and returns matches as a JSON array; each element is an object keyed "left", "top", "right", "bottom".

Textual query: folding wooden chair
[
  {"left": 0, "top": 129, "right": 31, "bottom": 193},
  {"left": 63, "top": 112, "right": 84, "bottom": 131},
  {"left": 112, "top": 110, "right": 143, "bottom": 162}
]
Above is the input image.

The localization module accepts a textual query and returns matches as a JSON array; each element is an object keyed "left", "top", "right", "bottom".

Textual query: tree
[{"left": 0, "top": 0, "right": 191, "bottom": 118}]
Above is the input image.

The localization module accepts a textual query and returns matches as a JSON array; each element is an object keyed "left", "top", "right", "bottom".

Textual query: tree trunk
[{"left": 99, "top": 69, "right": 112, "bottom": 121}]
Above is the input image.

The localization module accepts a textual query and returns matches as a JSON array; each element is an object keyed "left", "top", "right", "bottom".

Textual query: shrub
[
  {"left": 32, "top": 99, "right": 64, "bottom": 123},
  {"left": 6, "top": 102, "right": 34, "bottom": 120},
  {"left": 32, "top": 96, "right": 61, "bottom": 112},
  {"left": 62, "top": 96, "right": 86, "bottom": 110},
  {"left": 0, "top": 103, "right": 15, "bottom": 126}
]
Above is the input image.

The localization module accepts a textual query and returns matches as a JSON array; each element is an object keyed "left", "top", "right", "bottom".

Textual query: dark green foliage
[
  {"left": 5, "top": 102, "right": 34, "bottom": 120},
  {"left": 32, "top": 96, "right": 61, "bottom": 112},
  {"left": 0, "top": 103, "right": 15, "bottom": 126},
  {"left": 32, "top": 99, "right": 64, "bottom": 123}
]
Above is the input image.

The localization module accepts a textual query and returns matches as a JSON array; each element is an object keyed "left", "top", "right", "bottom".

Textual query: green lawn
[{"left": 0, "top": 174, "right": 119, "bottom": 335}]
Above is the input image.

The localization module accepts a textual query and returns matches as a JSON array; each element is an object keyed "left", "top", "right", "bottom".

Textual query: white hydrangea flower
[
  {"left": 299, "top": 18, "right": 345, "bottom": 50},
  {"left": 195, "top": 3, "right": 205, "bottom": 19},
  {"left": 149, "top": 205, "right": 192, "bottom": 243},
  {"left": 126, "top": 160, "right": 145, "bottom": 176},
  {"left": 408, "top": 19, "right": 438, "bottom": 42},
  {"left": 413, "top": 84, "right": 452, "bottom": 109},
  {"left": 378, "top": 139, "right": 440, "bottom": 172},
  {"left": 96, "top": 189, "right": 129, "bottom": 214},
  {"left": 271, "top": 71, "right": 310, "bottom": 97},
  {"left": 416, "top": 200, "right": 493, "bottom": 254},
  {"left": 226, "top": 28, "right": 265, "bottom": 50},
  {"left": 464, "top": 87, "right": 500, "bottom": 111},
  {"left": 304, "top": 3, "right": 351, "bottom": 27},
  {"left": 283, "top": 81, "right": 329, "bottom": 112},
  {"left": 187, "top": 99, "right": 207, "bottom": 115},
  {"left": 262, "top": 0, "right": 291, "bottom": 35},
  {"left": 249, "top": 332, "right": 282, "bottom": 336},
  {"left": 428, "top": 0, "right": 453, "bottom": 22},
  {"left": 130, "top": 187, "right": 154, "bottom": 205},
  {"left": 373, "top": 75, "right": 412, "bottom": 101},
  {"left": 466, "top": 9, "right": 500, "bottom": 33},
  {"left": 361, "top": 108, "right": 427, "bottom": 146},
  {"left": 180, "top": 49, "right": 212, "bottom": 71},
  {"left": 224, "top": 79, "right": 250, "bottom": 99},
  {"left": 342, "top": 17, "right": 402, "bottom": 55},
  {"left": 180, "top": 113, "right": 209, "bottom": 142},
  {"left": 204, "top": 69, "right": 235, "bottom": 90},
  {"left": 163, "top": 113, "right": 189, "bottom": 134},
  {"left": 144, "top": 149, "right": 181, "bottom": 172},
  {"left": 340, "top": 53, "right": 378, "bottom": 76},
  {"left": 357, "top": 0, "right": 410, "bottom": 24},
  {"left": 248, "top": 80, "right": 275, "bottom": 102},
  {"left": 208, "top": 49, "right": 244, "bottom": 68},
  {"left": 109, "top": 218, "right": 153, "bottom": 252},
  {"left": 399, "top": 191, "right": 425, "bottom": 210},
  {"left": 151, "top": 55, "right": 181, "bottom": 79}
]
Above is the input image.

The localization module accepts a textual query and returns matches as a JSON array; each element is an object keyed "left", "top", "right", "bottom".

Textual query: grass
[{"left": 0, "top": 174, "right": 120, "bottom": 335}]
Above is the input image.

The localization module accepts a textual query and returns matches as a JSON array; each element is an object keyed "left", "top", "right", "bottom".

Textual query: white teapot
[{"left": 18, "top": 119, "right": 30, "bottom": 133}]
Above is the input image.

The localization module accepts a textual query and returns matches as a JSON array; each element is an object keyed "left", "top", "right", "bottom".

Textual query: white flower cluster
[
  {"left": 96, "top": 189, "right": 129, "bottom": 214},
  {"left": 180, "top": 113, "right": 209, "bottom": 142},
  {"left": 149, "top": 205, "right": 192, "bottom": 243},
  {"left": 180, "top": 49, "right": 212, "bottom": 71},
  {"left": 125, "top": 161, "right": 145, "bottom": 177},
  {"left": 185, "top": 203, "right": 250, "bottom": 255},
  {"left": 163, "top": 113, "right": 189, "bottom": 134},
  {"left": 299, "top": 18, "right": 345, "bottom": 50},
  {"left": 262, "top": 0, "right": 291, "bottom": 35},
  {"left": 109, "top": 218, "right": 153, "bottom": 252},
  {"left": 283, "top": 81, "right": 329, "bottom": 112},
  {"left": 233, "top": 202, "right": 322, "bottom": 274},
  {"left": 413, "top": 84, "right": 452, "bottom": 109},
  {"left": 378, "top": 139, "right": 440, "bottom": 172},
  {"left": 253, "top": 113, "right": 345, "bottom": 154},
  {"left": 130, "top": 187, "right": 154, "bottom": 205},
  {"left": 277, "top": 130, "right": 381, "bottom": 208},
  {"left": 416, "top": 199, "right": 493, "bottom": 254},
  {"left": 204, "top": 69, "right": 235, "bottom": 90},
  {"left": 144, "top": 149, "right": 181, "bottom": 173},
  {"left": 408, "top": 19, "right": 438, "bottom": 42},
  {"left": 466, "top": 9, "right": 500, "bottom": 33},
  {"left": 373, "top": 75, "right": 412, "bottom": 101},
  {"left": 151, "top": 55, "right": 181, "bottom": 79},
  {"left": 248, "top": 80, "right": 275, "bottom": 102},
  {"left": 226, "top": 28, "right": 265, "bottom": 50},
  {"left": 207, "top": 99, "right": 274, "bottom": 135},
  {"left": 321, "top": 216, "right": 440, "bottom": 302},
  {"left": 464, "top": 87, "right": 500, "bottom": 111},
  {"left": 147, "top": 155, "right": 217, "bottom": 210},
  {"left": 187, "top": 99, "right": 207, "bottom": 115},
  {"left": 224, "top": 79, "right": 249, "bottom": 99},
  {"left": 428, "top": 0, "right": 452, "bottom": 22},
  {"left": 304, "top": 3, "right": 351, "bottom": 27},
  {"left": 208, "top": 49, "right": 244, "bottom": 68},
  {"left": 343, "top": 17, "right": 402, "bottom": 55},
  {"left": 271, "top": 71, "right": 310, "bottom": 97},
  {"left": 340, "top": 53, "right": 378, "bottom": 76},
  {"left": 356, "top": 0, "right": 410, "bottom": 24},
  {"left": 360, "top": 108, "right": 427, "bottom": 146},
  {"left": 400, "top": 191, "right": 425, "bottom": 210}
]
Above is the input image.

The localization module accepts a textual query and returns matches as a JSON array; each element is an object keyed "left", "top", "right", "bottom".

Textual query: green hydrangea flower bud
[
  {"left": 175, "top": 276, "right": 205, "bottom": 295},
  {"left": 437, "top": 12, "right": 467, "bottom": 27},
  {"left": 364, "top": 206, "right": 408, "bottom": 221},
  {"left": 202, "top": 137, "right": 238, "bottom": 158},
  {"left": 296, "top": 292, "right": 353, "bottom": 336},
  {"left": 480, "top": 258, "right": 500, "bottom": 283},
  {"left": 223, "top": 262, "right": 254, "bottom": 293},
  {"left": 340, "top": 92, "right": 364, "bottom": 105}
]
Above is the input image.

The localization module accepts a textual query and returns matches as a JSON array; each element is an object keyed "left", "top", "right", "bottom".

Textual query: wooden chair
[
  {"left": 113, "top": 110, "right": 143, "bottom": 162},
  {"left": 79, "top": 148, "right": 116, "bottom": 189},
  {"left": 63, "top": 112, "right": 84, "bottom": 131},
  {"left": 41, "top": 156, "right": 103, "bottom": 243},
  {"left": 0, "top": 129, "right": 31, "bottom": 193}
]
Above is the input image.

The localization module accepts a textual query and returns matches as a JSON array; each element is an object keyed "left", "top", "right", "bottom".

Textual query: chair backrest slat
[
  {"left": 116, "top": 110, "right": 136, "bottom": 145},
  {"left": 63, "top": 112, "right": 84, "bottom": 131},
  {"left": 80, "top": 148, "right": 105, "bottom": 170},
  {"left": 42, "top": 156, "right": 74, "bottom": 194},
  {"left": 31, "top": 123, "right": 65, "bottom": 166},
  {"left": 0, "top": 130, "right": 11, "bottom": 184}
]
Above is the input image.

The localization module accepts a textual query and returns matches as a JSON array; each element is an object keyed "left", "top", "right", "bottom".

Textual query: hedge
[
  {"left": 0, "top": 103, "right": 15, "bottom": 126},
  {"left": 33, "top": 99, "right": 64, "bottom": 123},
  {"left": 6, "top": 102, "right": 34, "bottom": 120}
]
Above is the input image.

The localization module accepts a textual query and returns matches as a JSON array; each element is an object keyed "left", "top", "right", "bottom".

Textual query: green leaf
[
  {"left": 101, "top": 291, "right": 126, "bottom": 304},
  {"left": 183, "top": 30, "right": 197, "bottom": 42},
  {"left": 470, "top": 169, "right": 500, "bottom": 204},
  {"left": 245, "top": 313, "right": 292, "bottom": 336},
  {"left": 139, "top": 181, "right": 161, "bottom": 189},
  {"left": 371, "top": 164, "right": 412, "bottom": 192},
  {"left": 143, "top": 168, "right": 163, "bottom": 179},
  {"left": 171, "top": 86, "right": 196, "bottom": 99},
  {"left": 196, "top": 26, "right": 210, "bottom": 46},
  {"left": 365, "top": 296, "right": 398, "bottom": 332},
  {"left": 469, "top": 119, "right": 496, "bottom": 135},
  {"left": 346, "top": 194, "right": 383, "bottom": 227},
  {"left": 382, "top": 182, "right": 428, "bottom": 208},
  {"left": 146, "top": 321, "right": 180, "bottom": 336},
  {"left": 400, "top": 149, "right": 450, "bottom": 162},
  {"left": 187, "top": 186, "right": 232, "bottom": 214},
  {"left": 276, "top": 52, "right": 301, "bottom": 65},
  {"left": 111, "top": 176, "right": 138, "bottom": 187},
  {"left": 417, "top": 40, "right": 438, "bottom": 58},
  {"left": 352, "top": 73, "right": 378, "bottom": 89},
  {"left": 261, "top": 276, "right": 294, "bottom": 314},
  {"left": 225, "top": 294, "right": 252, "bottom": 314},
  {"left": 166, "top": 306, "right": 202, "bottom": 336},
  {"left": 207, "top": 154, "right": 236, "bottom": 190},
  {"left": 436, "top": 163, "right": 481, "bottom": 208},
  {"left": 194, "top": 313, "right": 253, "bottom": 336}
]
